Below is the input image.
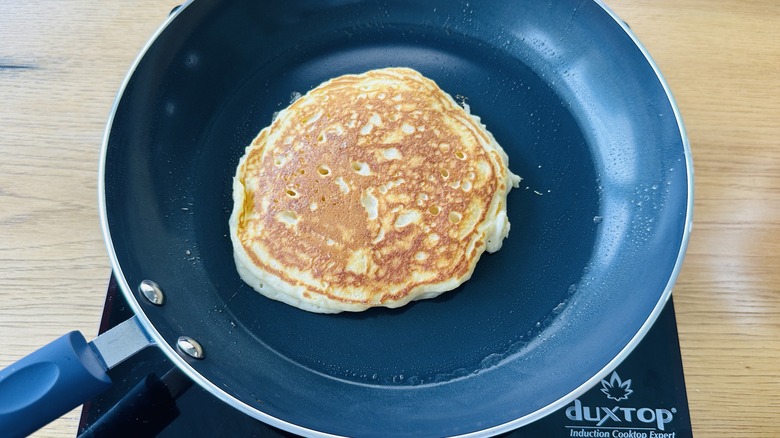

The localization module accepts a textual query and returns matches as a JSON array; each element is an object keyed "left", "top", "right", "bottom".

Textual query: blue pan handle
[
  {"left": 0, "top": 331, "right": 111, "bottom": 438},
  {"left": 0, "top": 317, "right": 153, "bottom": 438}
]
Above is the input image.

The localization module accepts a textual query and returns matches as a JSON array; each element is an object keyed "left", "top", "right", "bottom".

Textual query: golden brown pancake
[{"left": 230, "top": 67, "right": 520, "bottom": 313}]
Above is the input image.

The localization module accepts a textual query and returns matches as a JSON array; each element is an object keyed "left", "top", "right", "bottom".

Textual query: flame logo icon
[{"left": 600, "top": 371, "right": 633, "bottom": 402}]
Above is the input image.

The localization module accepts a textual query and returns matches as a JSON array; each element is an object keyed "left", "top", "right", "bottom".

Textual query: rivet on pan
[
  {"left": 138, "top": 280, "right": 165, "bottom": 306},
  {"left": 177, "top": 336, "right": 205, "bottom": 360}
]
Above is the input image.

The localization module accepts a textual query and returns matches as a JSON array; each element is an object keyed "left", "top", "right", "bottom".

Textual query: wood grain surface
[{"left": 1, "top": 1, "right": 778, "bottom": 436}]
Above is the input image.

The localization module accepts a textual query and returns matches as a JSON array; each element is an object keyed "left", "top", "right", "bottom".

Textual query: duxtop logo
[
  {"left": 564, "top": 372, "right": 678, "bottom": 438},
  {"left": 600, "top": 372, "right": 633, "bottom": 402}
]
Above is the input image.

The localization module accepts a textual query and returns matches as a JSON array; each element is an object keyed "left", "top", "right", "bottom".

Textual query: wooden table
[{"left": 1, "top": 1, "right": 778, "bottom": 436}]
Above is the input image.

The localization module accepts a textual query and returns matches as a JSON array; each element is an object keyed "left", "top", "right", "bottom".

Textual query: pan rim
[{"left": 97, "top": 0, "right": 693, "bottom": 436}]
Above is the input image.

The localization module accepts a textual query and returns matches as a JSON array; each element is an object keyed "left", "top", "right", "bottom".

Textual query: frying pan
[{"left": 0, "top": 0, "right": 692, "bottom": 436}]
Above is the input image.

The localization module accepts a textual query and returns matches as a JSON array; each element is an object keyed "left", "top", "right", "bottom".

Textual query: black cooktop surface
[{"left": 78, "top": 276, "right": 692, "bottom": 437}]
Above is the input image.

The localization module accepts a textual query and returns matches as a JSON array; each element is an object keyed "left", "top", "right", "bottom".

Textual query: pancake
[{"left": 230, "top": 67, "right": 520, "bottom": 313}]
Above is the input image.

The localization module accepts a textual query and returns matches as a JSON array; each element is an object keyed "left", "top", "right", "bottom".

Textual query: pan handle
[{"left": 0, "top": 317, "right": 152, "bottom": 438}]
